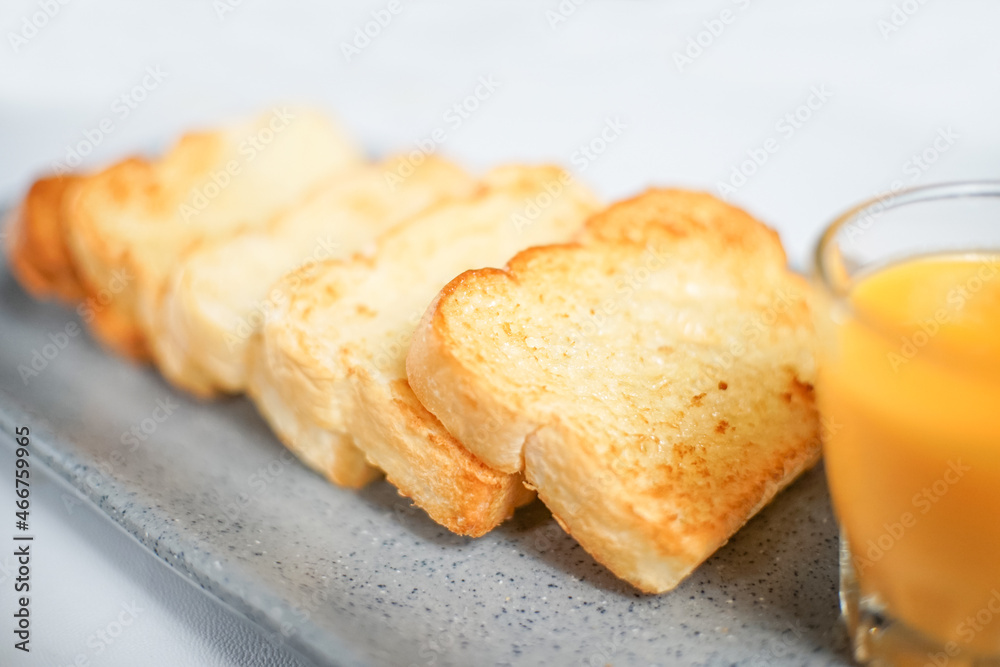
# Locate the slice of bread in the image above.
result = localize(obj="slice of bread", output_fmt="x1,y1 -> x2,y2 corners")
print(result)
248,165 -> 601,532
6,171 -> 149,358
61,108 -> 361,360
5,174 -> 87,304
155,156 -> 477,397
406,189 -> 820,591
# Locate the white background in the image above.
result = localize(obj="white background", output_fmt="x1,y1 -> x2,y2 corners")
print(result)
1,1 -> 998,665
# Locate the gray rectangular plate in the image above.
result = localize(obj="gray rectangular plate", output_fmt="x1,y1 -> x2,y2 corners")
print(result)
0,253 -> 851,666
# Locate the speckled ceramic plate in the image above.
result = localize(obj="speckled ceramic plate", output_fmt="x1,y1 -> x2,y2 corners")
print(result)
0,253 -> 851,666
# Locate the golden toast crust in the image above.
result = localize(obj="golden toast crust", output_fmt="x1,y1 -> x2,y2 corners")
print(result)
157,156 -> 477,397
407,189 -> 820,591
57,109 -> 361,365
251,165 -> 601,535
5,175 -> 86,304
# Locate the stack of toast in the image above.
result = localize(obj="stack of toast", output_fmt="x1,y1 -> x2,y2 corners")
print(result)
5,107 -> 819,593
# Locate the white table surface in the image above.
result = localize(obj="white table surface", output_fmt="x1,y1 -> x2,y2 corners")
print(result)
1,1 -> 998,665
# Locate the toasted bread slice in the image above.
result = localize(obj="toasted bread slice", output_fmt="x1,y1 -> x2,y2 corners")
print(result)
155,156 -> 477,396
406,190 -> 820,591
5,175 -> 87,303
249,166 -> 600,531
5,173 -> 147,358
62,108 -> 361,360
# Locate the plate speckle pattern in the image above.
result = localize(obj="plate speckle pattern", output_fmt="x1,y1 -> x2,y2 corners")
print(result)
0,260 -> 851,666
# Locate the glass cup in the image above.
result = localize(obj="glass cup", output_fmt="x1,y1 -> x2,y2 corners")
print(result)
812,182 -> 1000,666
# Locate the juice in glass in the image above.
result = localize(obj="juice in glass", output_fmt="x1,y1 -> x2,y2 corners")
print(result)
814,183 -> 1000,664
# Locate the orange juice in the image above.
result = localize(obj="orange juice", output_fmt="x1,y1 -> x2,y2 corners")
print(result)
818,253 -> 1000,653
